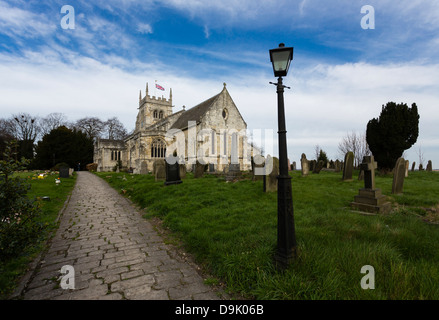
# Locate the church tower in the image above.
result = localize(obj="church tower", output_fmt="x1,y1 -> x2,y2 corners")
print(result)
135,82 -> 173,132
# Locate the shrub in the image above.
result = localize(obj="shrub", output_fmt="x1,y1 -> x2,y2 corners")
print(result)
0,142 -> 44,260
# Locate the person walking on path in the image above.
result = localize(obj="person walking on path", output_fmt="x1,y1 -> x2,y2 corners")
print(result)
20,171 -> 224,300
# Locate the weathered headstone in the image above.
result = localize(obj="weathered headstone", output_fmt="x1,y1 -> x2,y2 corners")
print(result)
225,163 -> 241,181
292,161 -> 296,171
426,160 -> 433,172
405,160 -> 409,177
59,167 -> 69,178
194,161 -> 207,178
313,160 -> 324,174
329,160 -> 335,169
358,169 -> 364,180
309,160 -> 316,172
419,163 -> 424,171
411,161 -> 416,172
334,160 -> 341,172
300,153 -> 309,176
165,160 -> 182,185
392,157 -> 406,194
351,155 -> 391,213
154,159 -> 166,181
252,155 -> 265,181
179,164 -> 187,179
342,152 -> 354,181
264,156 -> 279,192
139,161 -> 148,175
288,159 -> 292,171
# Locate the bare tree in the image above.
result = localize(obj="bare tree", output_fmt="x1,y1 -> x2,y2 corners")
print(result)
104,117 -> 128,140
416,144 -> 425,168
314,144 -> 321,161
40,113 -> 69,136
10,113 -> 40,142
8,113 -> 41,159
338,131 -> 370,167
74,117 -> 105,140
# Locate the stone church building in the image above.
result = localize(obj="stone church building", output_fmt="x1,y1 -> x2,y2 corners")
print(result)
94,82 -> 253,173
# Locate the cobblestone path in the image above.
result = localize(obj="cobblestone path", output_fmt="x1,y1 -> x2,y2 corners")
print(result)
21,171 -> 224,300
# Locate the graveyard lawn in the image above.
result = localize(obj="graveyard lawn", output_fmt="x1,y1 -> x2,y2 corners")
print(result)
96,170 -> 439,300
0,171 -> 76,299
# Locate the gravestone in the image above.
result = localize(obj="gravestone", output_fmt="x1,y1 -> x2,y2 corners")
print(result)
264,156 -> 279,192
292,161 -> 296,171
405,160 -> 409,177
194,161 -> 207,178
329,160 -> 335,169
358,169 -> 364,181
313,160 -> 324,174
288,159 -> 292,171
225,163 -> 241,181
139,161 -> 148,175
411,161 -> 416,172
342,152 -> 354,181
154,159 -> 166,181
300,153 -> 309,176
309,160 -> 316,172
252,155 -> 265,181
351,155 -> 391,213
165,160 -> 182,185
59,167 -> 69,178
179,164 -> 186,179
392,157 -> 406,194
334,160 -> 341,172
419,163 -> 424,171
426,160 -> 433,172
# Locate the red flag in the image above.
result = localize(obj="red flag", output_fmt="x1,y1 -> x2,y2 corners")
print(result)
155,83 -> 165,91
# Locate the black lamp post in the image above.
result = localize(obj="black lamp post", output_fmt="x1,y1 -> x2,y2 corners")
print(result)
269,43 -> 297,269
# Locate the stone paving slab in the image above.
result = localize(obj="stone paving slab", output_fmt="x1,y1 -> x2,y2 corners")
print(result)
20,171 -> 227,300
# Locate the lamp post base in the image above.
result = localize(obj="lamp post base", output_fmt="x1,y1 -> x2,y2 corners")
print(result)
274,249 -> 297,270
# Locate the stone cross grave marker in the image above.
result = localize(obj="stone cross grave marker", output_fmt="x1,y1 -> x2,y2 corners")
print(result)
392,157 -> 406,194
351,155 -> 391,214
360,155 -> 377,189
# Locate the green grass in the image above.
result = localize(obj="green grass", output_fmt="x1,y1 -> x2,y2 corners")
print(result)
100,170 -> 439,299
0,171 -> 76,299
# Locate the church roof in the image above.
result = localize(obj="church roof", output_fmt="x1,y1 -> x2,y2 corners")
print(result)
170,92 -> 221,130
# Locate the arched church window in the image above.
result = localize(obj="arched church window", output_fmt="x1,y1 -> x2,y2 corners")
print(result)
153,110 -> 158,119
159,111 -> 164,119
151,139 -> 166,158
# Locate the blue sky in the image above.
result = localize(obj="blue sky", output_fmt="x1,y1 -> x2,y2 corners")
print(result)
1,0 -> 438,168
